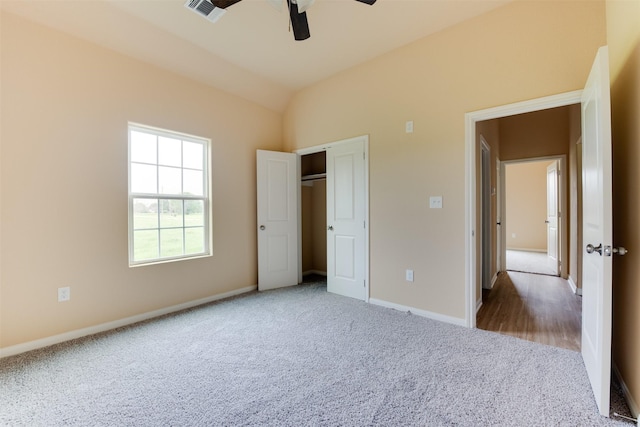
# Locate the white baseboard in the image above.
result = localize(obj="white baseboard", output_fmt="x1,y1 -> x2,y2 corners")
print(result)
481,273 -> 497,291
0,286 -> 257,359
490,273 -> 498,289
369,298 -> 466,327
613,363 -> 640,419
506,247 -> 547,253
476,299 -> 483,314
567,276 -> 578,294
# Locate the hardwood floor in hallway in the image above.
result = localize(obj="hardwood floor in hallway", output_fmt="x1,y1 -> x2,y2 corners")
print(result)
477,271 -> 582,351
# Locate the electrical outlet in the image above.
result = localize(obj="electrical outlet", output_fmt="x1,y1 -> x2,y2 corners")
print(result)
58,287 -> 70,302
406,269 -> 414,282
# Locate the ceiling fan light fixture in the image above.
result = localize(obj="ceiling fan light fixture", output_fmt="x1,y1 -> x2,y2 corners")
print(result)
294,0 -> 316,13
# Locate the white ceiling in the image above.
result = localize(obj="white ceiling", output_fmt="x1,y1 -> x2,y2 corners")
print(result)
1,0 -> 512,111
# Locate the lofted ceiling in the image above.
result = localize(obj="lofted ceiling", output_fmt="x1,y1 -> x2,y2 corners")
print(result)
1,0 -> 512,111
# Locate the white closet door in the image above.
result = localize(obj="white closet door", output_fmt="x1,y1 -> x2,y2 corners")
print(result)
326,137 -> 366,301
257,150 -> 298,291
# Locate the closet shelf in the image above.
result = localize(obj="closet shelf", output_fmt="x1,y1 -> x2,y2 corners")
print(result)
301,173 -> 327,182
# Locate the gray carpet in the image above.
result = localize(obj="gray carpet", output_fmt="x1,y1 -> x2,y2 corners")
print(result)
0,282 -> 633,426
506,249 -> 558,276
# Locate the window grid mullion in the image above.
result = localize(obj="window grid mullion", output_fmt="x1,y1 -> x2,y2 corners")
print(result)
131,193 -> 203,201
155,135 -> 160,195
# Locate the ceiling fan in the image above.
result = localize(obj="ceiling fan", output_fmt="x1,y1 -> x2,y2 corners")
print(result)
185,0 -> 377,41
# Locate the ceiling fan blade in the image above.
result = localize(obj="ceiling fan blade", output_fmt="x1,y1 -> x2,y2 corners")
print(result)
210,0 -> 243,8
287,0 -> 310,41
354,0 -> 377,4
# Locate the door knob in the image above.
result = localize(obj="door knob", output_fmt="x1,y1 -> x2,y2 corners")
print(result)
604,246 -> 628,256
586,243 -> 603,255
328,226 -> 334,231
612,247 -> 628,256
260,225 -> 266,230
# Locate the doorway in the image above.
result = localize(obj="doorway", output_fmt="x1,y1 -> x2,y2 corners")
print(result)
465,91 -> 583,328
300,150 -> 327,279
474,105 -> 578,348
257,137 -> 369,301
503,158 -> 564,277
296,135 -> 370,302
468,49 -> 618,417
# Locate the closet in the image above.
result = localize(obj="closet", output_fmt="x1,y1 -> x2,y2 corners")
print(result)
300,151 -> 327,278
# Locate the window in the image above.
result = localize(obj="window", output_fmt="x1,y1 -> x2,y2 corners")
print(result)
128,123 -> 210,266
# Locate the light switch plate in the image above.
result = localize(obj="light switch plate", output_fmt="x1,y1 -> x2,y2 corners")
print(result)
406,269 -> 414,282
58,287 -> 70,302
405,121 -> 414,133
429,196 -> 443,209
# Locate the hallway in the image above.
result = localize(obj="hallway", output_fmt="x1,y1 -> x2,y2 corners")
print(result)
506,249 -> 558,276
477,271 -> 581,351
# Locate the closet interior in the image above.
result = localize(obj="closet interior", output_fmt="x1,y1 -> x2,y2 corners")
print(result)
301,151 -> 327,279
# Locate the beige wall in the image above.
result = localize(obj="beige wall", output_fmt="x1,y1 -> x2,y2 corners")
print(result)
499,107 -> 571,161
505,161 -> 551,251
0,13 -> 282,348
607,0 -> 640,416
284,0 -> 606,319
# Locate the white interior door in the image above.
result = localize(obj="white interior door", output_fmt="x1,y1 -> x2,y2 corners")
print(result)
257,150 -> 298,291
581,46 -> 613,417
326,137 -> 366,301
546,160 -> 560,275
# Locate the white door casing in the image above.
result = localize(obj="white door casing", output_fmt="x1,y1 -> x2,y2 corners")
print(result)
466,91 -> 582,328
547,160 -> 560,275
326,137 -> 367,301
581,46 -> 613,418
257,150 -> 298,291
496,159 -> 502,273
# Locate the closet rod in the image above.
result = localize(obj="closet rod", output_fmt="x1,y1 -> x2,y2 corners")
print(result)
301,173 -> 327,182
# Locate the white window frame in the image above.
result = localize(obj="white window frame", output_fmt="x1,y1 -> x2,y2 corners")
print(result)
128,123 -> 212,266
